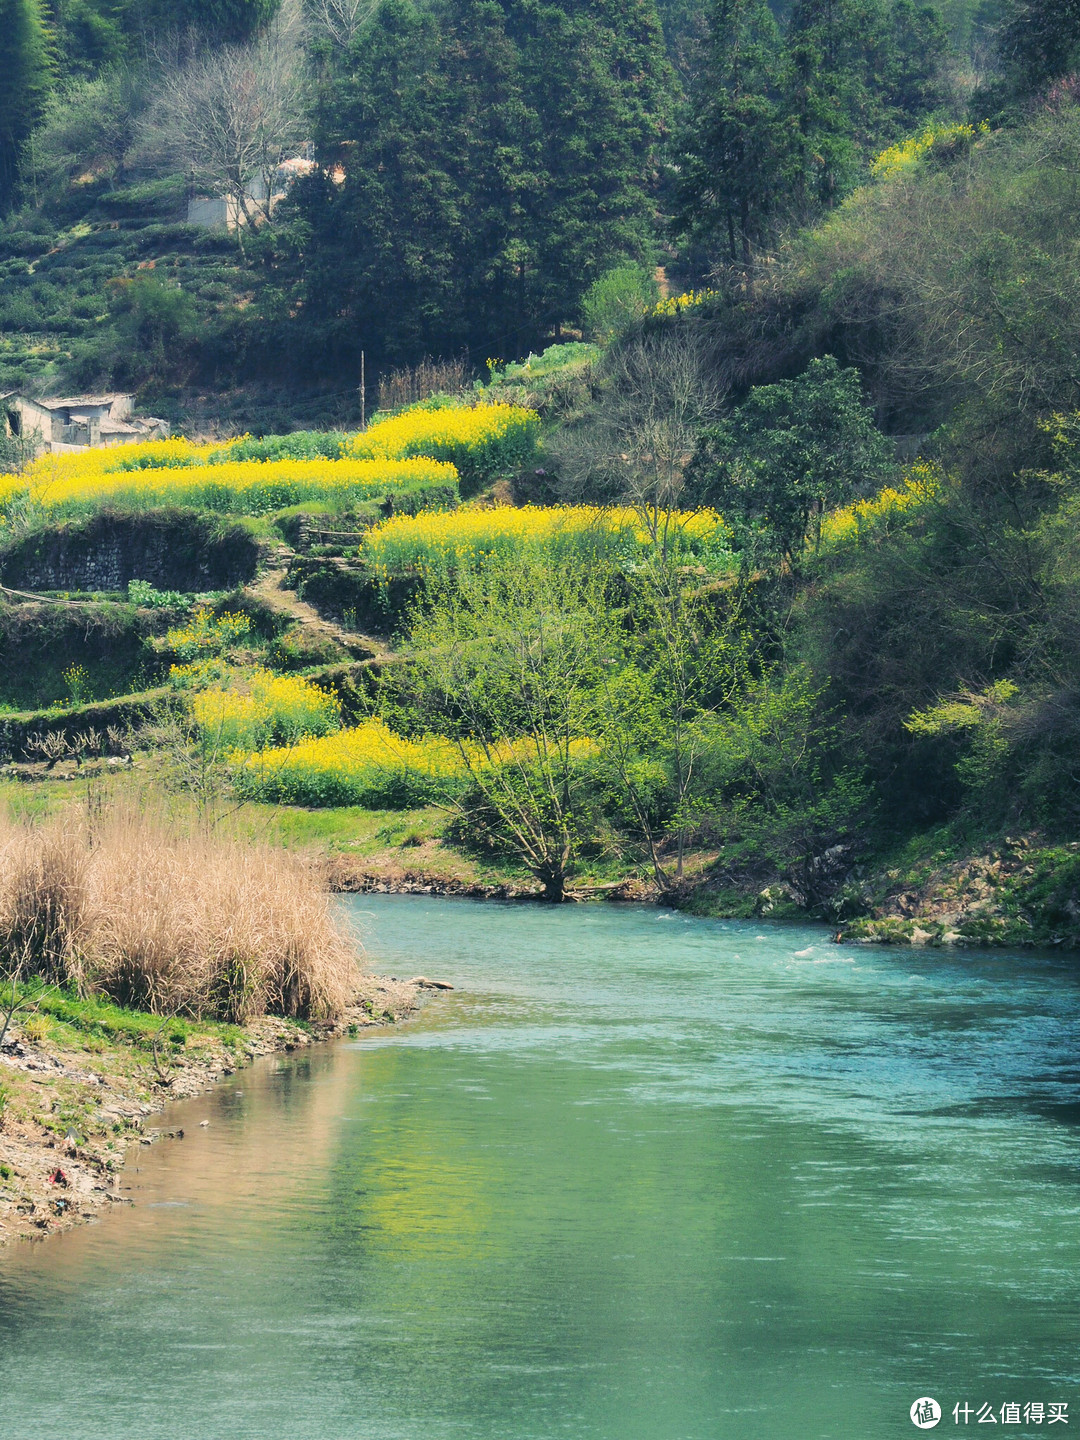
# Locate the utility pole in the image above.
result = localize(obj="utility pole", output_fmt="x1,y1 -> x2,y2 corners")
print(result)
359,351 -> 366,431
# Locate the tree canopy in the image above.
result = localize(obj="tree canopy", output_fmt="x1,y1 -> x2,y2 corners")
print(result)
295,0 -> 671,368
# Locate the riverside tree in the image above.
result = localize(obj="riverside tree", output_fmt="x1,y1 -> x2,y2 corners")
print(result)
401,554 -> 620,902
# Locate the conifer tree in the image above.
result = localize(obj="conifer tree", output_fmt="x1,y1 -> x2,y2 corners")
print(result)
299,0 -> 670,365
672,0 -> 787,264
0,0 -> 52,209
996,0 -> 1080,97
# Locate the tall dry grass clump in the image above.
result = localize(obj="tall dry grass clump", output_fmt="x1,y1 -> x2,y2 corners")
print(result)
0,811 -> 358,1022
0,821 -> 89,988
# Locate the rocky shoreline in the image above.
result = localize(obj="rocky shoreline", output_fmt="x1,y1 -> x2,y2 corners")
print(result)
0,973 -> 422,1248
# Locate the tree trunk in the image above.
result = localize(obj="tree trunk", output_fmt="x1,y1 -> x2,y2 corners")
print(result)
538,867 -> 566,902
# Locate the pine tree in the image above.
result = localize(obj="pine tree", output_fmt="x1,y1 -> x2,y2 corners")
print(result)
145,0 -> 280,42
512,0 -> 671,335
783,0 -> 867,214
782,0 -> 951,217
672,0 -> 787,264
298,0 -> 670,365
0,0 -> 52,209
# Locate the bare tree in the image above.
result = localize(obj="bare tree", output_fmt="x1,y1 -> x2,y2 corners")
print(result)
141,8 -> 308,240
552,331 -> 723,557
307,0 -> 377,48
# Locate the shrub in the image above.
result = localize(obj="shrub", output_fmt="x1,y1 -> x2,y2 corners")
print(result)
581,265 -> 659,344
218,431 -> 348,463
129,579 -> 190,609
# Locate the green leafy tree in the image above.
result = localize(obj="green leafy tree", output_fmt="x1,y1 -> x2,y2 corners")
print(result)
696,668 -> 871,910
514,0 -> 671,336
106,270 -> 199,387
689,355 -> 894,565
401,554 -> 620,901
995,0 -> 1080,98
302,0 -> 532,364
0,0 -> 52,209
599,553 -> 751,887
672,0 -> 788,263
49,0 -> 131,78
145,0 -> 280,41
784,0 -> 952,213
298,0 -> 670,367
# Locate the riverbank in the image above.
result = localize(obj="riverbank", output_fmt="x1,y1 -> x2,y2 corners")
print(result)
0,972 -> 421,1247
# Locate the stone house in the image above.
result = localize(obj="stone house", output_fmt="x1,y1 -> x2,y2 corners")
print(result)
1,393 -> 169,454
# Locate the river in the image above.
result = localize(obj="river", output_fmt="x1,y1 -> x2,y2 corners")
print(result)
1,896 -> 1079,1438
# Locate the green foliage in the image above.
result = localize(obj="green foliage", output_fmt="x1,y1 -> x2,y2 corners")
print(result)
220,431 -> 348,463
400,552 -> 621,899
128,578 -> 189,609
0,0 -> 52,209
672,0 -> 786,261
489,342 -> 598,384
581,265 -> 659,344
298,0 -> 671,367
105,270 -> 199,388
995,0 -> 1080,100
674,0 -> 954,258
143,0 -> 280,42
26,67 -> 142,195
694,668 -> 871,901
62,662 -> 93,705
49,0 -> 131,79
0,600 -> 171,711
164,605 -> 252,663
598,554 -> 753,886
690,356 -> 894,564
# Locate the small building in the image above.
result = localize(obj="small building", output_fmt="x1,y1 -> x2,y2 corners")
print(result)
2,393 -> 169,454
186,147 -> 317,231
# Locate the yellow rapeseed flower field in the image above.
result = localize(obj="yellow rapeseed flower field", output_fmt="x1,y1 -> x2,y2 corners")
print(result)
360,504 -> 730,577
194,670 -> 341,750
348,402 -> 539,488
821,463 -> 942,546
232,718 -> 471,807
232,717 -> 596,807
0,447 -> 457,520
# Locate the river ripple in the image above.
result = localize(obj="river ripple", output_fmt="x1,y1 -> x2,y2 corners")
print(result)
1,896 -> 1079,1439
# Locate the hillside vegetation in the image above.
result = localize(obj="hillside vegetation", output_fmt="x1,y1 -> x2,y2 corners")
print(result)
3,0 -> 1080,944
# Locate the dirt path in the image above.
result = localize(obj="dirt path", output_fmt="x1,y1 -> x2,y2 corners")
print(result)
248,561 -> 394,662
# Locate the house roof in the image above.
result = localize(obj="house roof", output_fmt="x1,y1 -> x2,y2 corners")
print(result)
34,394 -> 132,410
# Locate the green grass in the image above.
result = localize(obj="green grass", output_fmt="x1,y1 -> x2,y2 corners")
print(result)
7,979 -> 250,1053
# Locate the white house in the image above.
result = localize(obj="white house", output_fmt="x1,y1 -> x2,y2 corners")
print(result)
186,147 -> 317,231
2,393 -> 169,454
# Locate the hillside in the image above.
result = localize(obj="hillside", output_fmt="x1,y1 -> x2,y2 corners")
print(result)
1,0 -> 1080,947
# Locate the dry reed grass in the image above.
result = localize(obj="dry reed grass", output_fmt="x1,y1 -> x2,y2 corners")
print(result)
0,810 -> 359,1022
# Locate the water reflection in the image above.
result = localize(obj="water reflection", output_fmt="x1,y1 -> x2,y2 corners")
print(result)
0,898 -> 1078,1439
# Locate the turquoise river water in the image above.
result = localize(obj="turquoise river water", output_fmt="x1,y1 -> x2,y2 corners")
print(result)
1,896 -> 1080,1438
